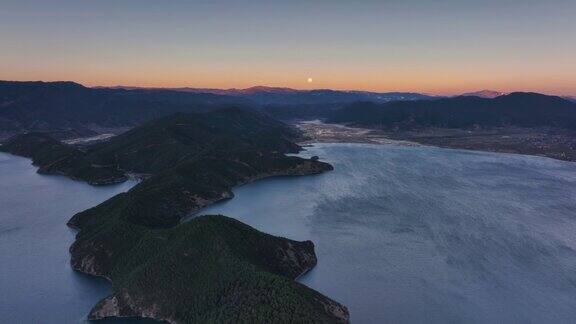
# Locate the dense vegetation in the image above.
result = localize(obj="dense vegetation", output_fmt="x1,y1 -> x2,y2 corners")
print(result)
82,108 -> 303,175
329,92 -> 576,130
1,108 -> 346,323
0,132 -> 127,185
1,108 -> 306,185
80,215 -> 348,323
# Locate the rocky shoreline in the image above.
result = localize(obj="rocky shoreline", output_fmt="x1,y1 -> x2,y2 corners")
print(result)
69,213 -> 349,323
82,233 -> 324,324
65,158 -> 346,323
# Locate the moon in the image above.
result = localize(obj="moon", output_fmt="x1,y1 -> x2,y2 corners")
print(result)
307,77 -> 313,83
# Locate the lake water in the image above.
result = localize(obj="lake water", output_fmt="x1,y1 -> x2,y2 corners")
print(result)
3,144 -> 576,323
0,152 -> 139,323
200,143 -> 576,323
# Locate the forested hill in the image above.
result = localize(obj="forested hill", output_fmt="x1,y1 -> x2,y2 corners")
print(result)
1,107 -> 330,227
0,107 -> 347,323
328,92 -> 576,129
1,107 -> 303,185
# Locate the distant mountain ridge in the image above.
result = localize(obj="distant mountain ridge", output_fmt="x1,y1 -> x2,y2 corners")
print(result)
0,80 -> 251,139
329,92 -> 576,130
102,85 -> 437,105
2,81 -> 572,136
0,81 -> 437,137
100,85 -> 437,120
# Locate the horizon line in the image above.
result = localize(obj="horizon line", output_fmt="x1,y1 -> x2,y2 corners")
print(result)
4,79 -> 574,98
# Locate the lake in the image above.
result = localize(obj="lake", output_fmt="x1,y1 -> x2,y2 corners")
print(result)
3,143 -> 576,323
0,152 -> 139,323
200,143 -> 576,323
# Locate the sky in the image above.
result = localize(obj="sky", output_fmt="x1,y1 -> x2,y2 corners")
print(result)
1,0 -> 575,95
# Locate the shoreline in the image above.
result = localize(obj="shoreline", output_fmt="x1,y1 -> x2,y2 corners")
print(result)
0,112 -> 350,324
295,120 -> 576,163
295,120 -> 421,147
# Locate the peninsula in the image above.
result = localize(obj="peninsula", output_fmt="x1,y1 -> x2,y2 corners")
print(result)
0,108 -> 348,323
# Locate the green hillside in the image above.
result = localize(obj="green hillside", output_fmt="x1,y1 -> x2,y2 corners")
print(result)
1,108 -> 347,323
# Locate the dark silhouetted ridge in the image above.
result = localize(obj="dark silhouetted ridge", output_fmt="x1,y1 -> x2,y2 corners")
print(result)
329,92 -> 576,129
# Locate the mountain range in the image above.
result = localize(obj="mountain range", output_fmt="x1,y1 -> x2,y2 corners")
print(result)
0,81 -> 254,139
0,81 -> 438,138
103,85 -> 436,105
2,80 -> 574,139
329,92 -> 576,130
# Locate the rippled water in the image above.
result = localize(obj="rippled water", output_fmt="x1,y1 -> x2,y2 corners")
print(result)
200,143 -> 576,323
3,144 -> 576,323
0,153 -> 139,323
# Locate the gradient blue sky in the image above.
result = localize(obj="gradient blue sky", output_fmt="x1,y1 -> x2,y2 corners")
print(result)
1,0 -> 575,94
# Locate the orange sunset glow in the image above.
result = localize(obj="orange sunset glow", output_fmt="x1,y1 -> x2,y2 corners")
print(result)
1,0 -> 575,95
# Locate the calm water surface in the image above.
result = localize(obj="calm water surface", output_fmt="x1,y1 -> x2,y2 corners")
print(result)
0,152 -> 140,323
4,143 -> 576,323
201,143 -> 576,324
